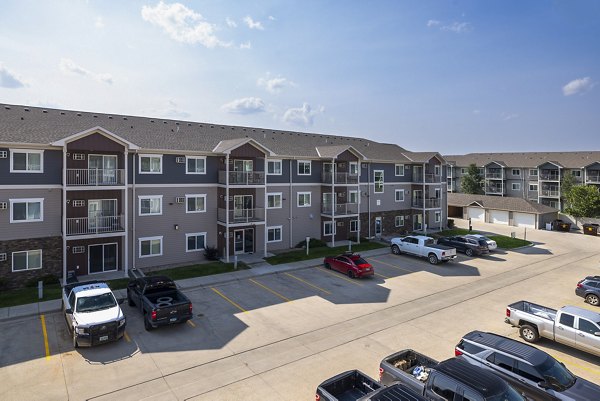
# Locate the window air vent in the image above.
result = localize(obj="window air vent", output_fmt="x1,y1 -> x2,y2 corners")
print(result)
175,197 -> 185,204
0,151 -> 7,158
0,202 -> 7,210
175,156 -> 186,164
72,246 -> 85,254
72,200 -> 85,207
0,253 -> 6,262
73,153 -> 85,160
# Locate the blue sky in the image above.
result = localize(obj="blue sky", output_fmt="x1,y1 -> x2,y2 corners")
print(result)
1,1 -> 599,154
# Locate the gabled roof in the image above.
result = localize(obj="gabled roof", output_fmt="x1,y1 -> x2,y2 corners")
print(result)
485,160 -> 507,168
50,126 -> 140,149
403,151 -> 446,164
315,145 -> 366,160
445,151 -> 600,169
212,137 -> 275,156
538,160 -> 564,168
448,193 -> 558,214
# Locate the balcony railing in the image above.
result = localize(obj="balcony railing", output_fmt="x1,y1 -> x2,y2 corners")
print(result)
217,208 -> 265,223
413,174 -> 442,183
321,172 -> 359,185
411,198 -> 441,209
539,172 -> 560,181
321,203 -> 359,216
66,215 -> 125,236
485,186 -> 505,194
540,189 -> 560,197
66,169 -> 125,186
218,171 -> 265,185
485,172 -> 503,179
587,175 -> 600,183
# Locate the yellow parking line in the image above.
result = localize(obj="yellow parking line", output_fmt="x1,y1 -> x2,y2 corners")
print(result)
40,314 -> 50,360
375,272 -> 389,279
211,287 -> 247,313
250,279 -> 292,302
186,320 -> 196,328
284,273 -> 332,295
555,356 -> 600,376
124,331 -> 131,342
316,266 -> 363,286
370,257 -> 416,273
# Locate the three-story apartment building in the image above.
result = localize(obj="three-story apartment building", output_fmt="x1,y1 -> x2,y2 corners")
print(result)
0,104 -> 447,288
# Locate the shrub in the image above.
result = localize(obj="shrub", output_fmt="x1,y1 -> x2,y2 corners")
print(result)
295,238 -> 327,249
447,219 -> 455,228
204,246 -> 220,261
25,274 -> 59,287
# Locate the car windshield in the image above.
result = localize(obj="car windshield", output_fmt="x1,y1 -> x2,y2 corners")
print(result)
488,385 -> 526,401
353,257 -> 369,265
76,293 -> 117,313
537,356 -> 576,390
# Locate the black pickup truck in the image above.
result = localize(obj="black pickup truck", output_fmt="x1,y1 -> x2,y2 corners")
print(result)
126,276 -> 193,331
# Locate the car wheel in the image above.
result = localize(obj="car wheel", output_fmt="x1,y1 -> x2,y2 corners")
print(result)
586,294 -> 600,306
520,325 -> 540,343
391,245 -> 401,255
465,248 -> 474,257
325,262 -> 331,270
347,270 -> 355,279
144,314 -> 153,331
428,254 -> 439,265
72,331 -> 79,348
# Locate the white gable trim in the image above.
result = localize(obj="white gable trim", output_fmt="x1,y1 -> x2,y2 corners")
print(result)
50,126 -> 140,149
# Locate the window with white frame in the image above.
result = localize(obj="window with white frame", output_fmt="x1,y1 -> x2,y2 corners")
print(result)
267,226 -> 282,242
434,165 -> 441,176
267,160 -> 282,175
186,156 -> 206,174
297,160 -> 311,175
395,216 -> 404,227
297,192 -> 311,207
374,170 -> 384,193
186,232 -> 206,252
348,190 -> 359,204
529,169 -> 538,176
323,221 -> 335,236
435,211 -> 441,223
349,162 -> 359,176
395,189 -> 404,202
139,154 -> 162,174
139,236 -> 162,257
10,199 -> 43,223
395,164 -> 404,176
461,168 -> 468,175
10,149 -> 43,173
12,249 -> 42,271
572,170 -> 582,177
350,220 -> 359,232
529,183 -> 538,191
267,193 -> 282,208
139,195 -> 162,215
512,182 -> 521,191
512,169 -> 521,176
186,194 -> 206,213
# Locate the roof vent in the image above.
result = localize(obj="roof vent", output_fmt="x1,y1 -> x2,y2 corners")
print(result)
4,106 -> 10,110
187,123 -> 191,126
124,117 -> 128,120
108,116 -> 113,119
175,122 -> 179,125
150,120 -> 155,123
210,125 -> 214,128
93,115 -> 97,118
163,121 -> 166,124
221,126 -> 224,129
131,126 -> 133,129
42,110 -> 48,113
77,113 -> 82,116
60,112 -> 65,115
24,108 -> 30,112
20,117 -> 24,120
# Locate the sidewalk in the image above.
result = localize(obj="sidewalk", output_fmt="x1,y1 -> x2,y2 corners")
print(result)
0,247 -> 391,322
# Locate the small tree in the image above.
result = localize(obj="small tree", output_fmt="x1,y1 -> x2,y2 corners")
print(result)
564,185 -> 600,224
461,164 -> 484,194
561,172 -> 577,209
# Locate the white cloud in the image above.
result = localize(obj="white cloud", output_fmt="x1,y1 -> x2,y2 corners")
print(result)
163,100 -> 191,118
225,17 -> 237,28
283,103 -> 324,127
501,112 -> 519,121
244,16 -> 264,30
221,97 -> 266,114
59,58 -> 113,84
426,19 -> 440,27
268,15 -> 275,21
562,77 -> 594,96
0,63 -> 27,88
239,41 -> 252,50
257,74 -> 294,93
95,16 -> 105,29
141,1 -> 231,48
442,22 -> 471,33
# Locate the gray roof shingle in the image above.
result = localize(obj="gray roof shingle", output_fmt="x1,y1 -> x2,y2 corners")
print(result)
448,193 -> 559,214
445,151 -> 600,169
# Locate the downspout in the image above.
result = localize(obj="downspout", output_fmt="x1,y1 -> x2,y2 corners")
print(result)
62,147 -> 67,285
132,150 -> 137,270
441,163 -> 444,230
263,158 -> 267,258
422,163 -> 426,234
331,157 -> 335,247
357,159 -> 361,244
123,149 -> 128,278
368,163 -> 371,238
558,167 -> 562,211
289,159 -> 294,248
225,153 -> 230,262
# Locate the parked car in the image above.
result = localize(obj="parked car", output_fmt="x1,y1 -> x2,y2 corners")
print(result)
316,369 -> 426,401
379,349 -> 525,400
456,330 -> 600,400
575,276 -> 600,306
466,234 -> 498,251
127,275 -> 193,331
505,300 -> 600,357
323,252 -> 374,278
437,235 -> 489,257
62,280 -> 126,348
390,235 -> 457,265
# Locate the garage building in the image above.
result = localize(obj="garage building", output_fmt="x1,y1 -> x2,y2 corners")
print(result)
447,193 -> 558,229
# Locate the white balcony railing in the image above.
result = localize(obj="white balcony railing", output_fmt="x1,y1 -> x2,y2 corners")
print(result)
413,174 -> 442,183
587,175 -> 600,183
485,172 -> 503,179
217,208 -> 265,223
321,172 -> 359,184
540,189 -> 560,197
218,171 -> 265,185
66,169 -> 125,186
485,186 -> 505,194
412,198 -> 441,209
321,203 -> 359,216
66,215 -> 125,236
539,172 -> 560,181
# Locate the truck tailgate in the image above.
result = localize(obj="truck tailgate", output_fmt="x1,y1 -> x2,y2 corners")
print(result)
317,370 -> 382,401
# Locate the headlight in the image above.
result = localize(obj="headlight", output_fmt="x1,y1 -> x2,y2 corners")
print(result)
76,326 -> 89,335
118,318 -> 126,327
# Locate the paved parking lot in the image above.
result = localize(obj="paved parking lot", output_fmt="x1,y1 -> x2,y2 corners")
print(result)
1,221 -> 600,400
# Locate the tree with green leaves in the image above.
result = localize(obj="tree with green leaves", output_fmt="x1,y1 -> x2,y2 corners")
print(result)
561,172 -> 577,209
564,185 -> 600,224
461,163 -> 484,194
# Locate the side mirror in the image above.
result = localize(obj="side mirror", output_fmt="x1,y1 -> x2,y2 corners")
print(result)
538,381 -> 551,390
65,308 -> 73,314
594,332 -> 600,336
117,298 -> 125,305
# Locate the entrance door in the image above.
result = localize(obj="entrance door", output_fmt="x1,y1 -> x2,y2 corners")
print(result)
88,243 -> 118,273
89,155 -> 117,185
88,199 -> 117,233
233,229 -> 254,254
322,192 -> 333,214
375,217 -> 382,237
233,195 -> 253,221
413,214 -> 423,230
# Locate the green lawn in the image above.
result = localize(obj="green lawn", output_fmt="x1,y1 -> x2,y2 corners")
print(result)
436,229 -> 531,249
265,241 -> 387,265
147,261 -> 247,281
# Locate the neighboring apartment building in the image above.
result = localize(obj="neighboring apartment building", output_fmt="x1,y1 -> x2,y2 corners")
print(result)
0,104 -> 447,288
445,152 -> 600,210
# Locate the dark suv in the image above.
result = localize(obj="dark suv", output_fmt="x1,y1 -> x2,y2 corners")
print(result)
437,236 -> 489,257
576,276 -> 600,306
455,331 -> 600,401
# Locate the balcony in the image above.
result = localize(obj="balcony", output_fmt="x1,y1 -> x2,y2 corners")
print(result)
540,189 -> 560,197
485,186 -> 505,195
321,203 -> 359,216
587,175 -> 600,184
411,198 -> 441,209
321,172 -> 359,185
539,172 -> 560,181
217,208 -> 265,224
66,215 -> 125,236
218,171 -> 265,185
66,169 -> 125,186
413,174 -> 442,183
485,172 -> 503,179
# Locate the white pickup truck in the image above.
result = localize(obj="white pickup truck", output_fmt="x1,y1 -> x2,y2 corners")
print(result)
506,300 -> 600,357
390,235 -> 457,265
62,281 -> 126,348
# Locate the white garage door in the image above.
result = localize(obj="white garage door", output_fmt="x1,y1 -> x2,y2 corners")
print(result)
490,210 -> 509,225
514,212 -> 536,229
467,207 -> 485,221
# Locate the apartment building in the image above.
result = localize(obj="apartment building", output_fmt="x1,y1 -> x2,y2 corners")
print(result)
0,104 -> 447,288
445,152 -> 600,210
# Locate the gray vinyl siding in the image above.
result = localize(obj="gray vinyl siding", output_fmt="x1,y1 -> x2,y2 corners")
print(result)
266,159 -> 291,184
289,185 -> 321,245
128,154 -> 220,184
0,188 -> 62,240
265,185 -> 291,250
0,148 -> 62,185
291,159 -> 322,184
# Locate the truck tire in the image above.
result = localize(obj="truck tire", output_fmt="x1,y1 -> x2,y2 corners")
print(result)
144,314 -> 153,331
347,270 -> 355,279
520,325 -> 540,343
465,248 -> 474,257
73,331 -> 79,348
391,245 -> 401,255
325,262 -> 331,269
127,290 -> 135,307
586,294 -> 600,306
428,254 -> 439,265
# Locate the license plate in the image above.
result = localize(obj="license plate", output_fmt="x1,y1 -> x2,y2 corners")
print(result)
99,335 -> 108,341
170,317 -> 177,323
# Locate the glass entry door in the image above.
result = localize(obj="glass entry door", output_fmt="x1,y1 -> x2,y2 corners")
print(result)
89,243 -> 118,273
233,195 -> 253,220
233,229 -> 254,254
375,217 -> 382,237
89,155 -> 117,185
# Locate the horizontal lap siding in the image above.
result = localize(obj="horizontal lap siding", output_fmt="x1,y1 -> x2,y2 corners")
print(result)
0,188 -> 62,241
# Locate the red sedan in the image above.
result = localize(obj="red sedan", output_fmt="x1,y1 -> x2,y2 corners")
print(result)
323,252 -> 374,278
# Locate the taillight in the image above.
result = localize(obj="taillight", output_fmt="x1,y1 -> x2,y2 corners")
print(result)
577,283 -> 583,288
151,310 -> 157,320
379,367 -> 384,380
189,303 -> 193,314
506,308 -> 511,317
315,394 -> 320,401
455,348 -> 463,356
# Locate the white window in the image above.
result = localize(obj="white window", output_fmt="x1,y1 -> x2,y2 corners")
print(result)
10,198 -> 43,223
267,226 -> 282,242
348,190 -> 359,204
395,216 -> 404,227
349,162 -> 359,176
374,170 -> 384,193
186,232 -> 206,252
323,221 -> 335,236
512,183 -> 521,191
435,211 -> 441,223
267,160 -> 282,175
139,236 -> 162,257
434,165 -> 441,176
512,169 -> 521,176
529,169 -> 538,176
350,220 -> 359,232
461,168 -> 468,175
549,200 -> 559,208
395,164 -> 404,176
72,200 -> 85,207
395,189 -> 404,202
186,156 -> 206,174
297,192 -> 311,207
478,168 -> 484,176
297,160 -> 311,175
10,149 -> 43,173
529,183 -> 538,191
139,154 -> 162,174
186,194 -> 206,213
572,170 -> 582,177
267,193 -> 282,209
139,195 -> 162,216
12,249 -> 42,272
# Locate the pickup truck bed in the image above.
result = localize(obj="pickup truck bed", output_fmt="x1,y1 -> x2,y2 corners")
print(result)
508,300 -> 557,321
379,349 -> 438,392
318,370 -> 382,401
